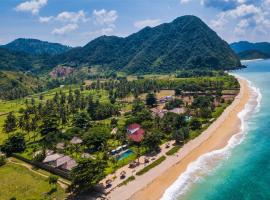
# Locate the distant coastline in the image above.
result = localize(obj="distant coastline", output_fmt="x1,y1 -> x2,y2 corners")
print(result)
241,58 -> 264,62
108,77 -> 252,200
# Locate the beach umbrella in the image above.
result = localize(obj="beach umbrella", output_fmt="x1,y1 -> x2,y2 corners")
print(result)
120,171 -> 126,176
120,170 -> 126,179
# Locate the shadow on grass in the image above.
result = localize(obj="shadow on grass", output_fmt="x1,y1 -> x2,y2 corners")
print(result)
47,187 -> 57,195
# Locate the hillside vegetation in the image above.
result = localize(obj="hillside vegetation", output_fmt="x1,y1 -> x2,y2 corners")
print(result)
0,71 -> 43,100
238,50 -> 270,60
2,38 -> 71,55
231,41 -> 270,60
0,15 -> 241,75
57,15 -> 241,74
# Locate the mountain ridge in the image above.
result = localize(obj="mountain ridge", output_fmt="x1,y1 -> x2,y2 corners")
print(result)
55,15 -> 241,74
230,41 -> 270,54
230,41 -> 270,60
0,15 -> 241,74
2,38 -> 71,56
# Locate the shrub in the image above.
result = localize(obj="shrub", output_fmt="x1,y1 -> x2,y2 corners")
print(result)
0,155 -> 6,166
136,156 -> 166,176
166,145 -> 181,156
33,151 -> 46,162
118,176 -> 135,187
48,175 -> 59,187
2,133 -> 26,155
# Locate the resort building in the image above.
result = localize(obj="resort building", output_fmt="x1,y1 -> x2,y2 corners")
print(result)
169,107 -> 186,115
43,153 -> 77,171
56,142 -> 65,150
126,123 -> 145,142
159,95 -> 173,103
150,108 -> 166,118
151,107 -> 186,118
70,136 -> 83,145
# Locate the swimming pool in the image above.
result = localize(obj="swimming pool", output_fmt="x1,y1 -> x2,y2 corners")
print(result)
117,149 -> 134,161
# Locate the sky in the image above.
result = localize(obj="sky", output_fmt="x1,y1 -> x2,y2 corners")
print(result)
0,0 -> 270,46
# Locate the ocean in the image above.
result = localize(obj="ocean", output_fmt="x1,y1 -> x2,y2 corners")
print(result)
161,59 -> 270,200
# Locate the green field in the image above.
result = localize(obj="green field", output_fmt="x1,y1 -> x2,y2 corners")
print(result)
0,162 -> 66,200
0,85 -> 110,144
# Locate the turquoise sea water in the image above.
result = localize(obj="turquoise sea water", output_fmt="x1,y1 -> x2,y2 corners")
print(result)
161,59 -> 270,200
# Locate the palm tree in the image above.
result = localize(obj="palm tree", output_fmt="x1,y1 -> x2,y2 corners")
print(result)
48,175 -> 58,189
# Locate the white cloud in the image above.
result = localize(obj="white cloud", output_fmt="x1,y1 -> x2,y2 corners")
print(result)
210,13 -> 228,30
15,0 -> 47,15
234,19 -> 249,34
56,10 -> 88,23
210,1 -> 270,40
39,16 -> 53,23
134,19 -> 161,29
39,8 -> 119,37
180,0 -> 192,4
52,24 -> 78,35
226,4 -> 260,18
93,9 -> 118,26
40,10 -> 88,24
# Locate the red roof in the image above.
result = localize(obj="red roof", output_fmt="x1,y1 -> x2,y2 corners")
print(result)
128,128 -> 145,142
127,123 -> 141,131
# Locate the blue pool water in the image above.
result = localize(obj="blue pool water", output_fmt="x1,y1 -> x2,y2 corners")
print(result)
117,149 -> 134,161
161,59 -> 270,200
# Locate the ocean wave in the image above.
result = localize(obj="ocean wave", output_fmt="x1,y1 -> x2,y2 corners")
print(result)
160,77 -> 262,200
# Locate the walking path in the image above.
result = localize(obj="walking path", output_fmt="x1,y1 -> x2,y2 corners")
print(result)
8,157 -> 70,189
100,140 -> 176,194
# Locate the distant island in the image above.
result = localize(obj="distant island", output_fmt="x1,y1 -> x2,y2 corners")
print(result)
231,41 -> 270,60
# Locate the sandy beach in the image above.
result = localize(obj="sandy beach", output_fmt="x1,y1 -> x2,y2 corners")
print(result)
109,77 -> 251,200
241,58 -> 264,62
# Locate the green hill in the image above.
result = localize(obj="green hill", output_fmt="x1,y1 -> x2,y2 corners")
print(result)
3,38 -> 71,55
230,41 -> 270,54
238,50 -> 270,60
0,71 -> 43,100
0,47 -> 56,73
0,48 -> 37,71
56,15 -> 241,74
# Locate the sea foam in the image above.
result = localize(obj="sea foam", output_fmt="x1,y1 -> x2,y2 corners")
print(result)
160,77 -> 262,200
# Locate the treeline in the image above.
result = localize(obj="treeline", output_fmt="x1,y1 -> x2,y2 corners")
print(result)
87,75 -> 239,100
176,70 -> 225,78
3,88 -> 119,145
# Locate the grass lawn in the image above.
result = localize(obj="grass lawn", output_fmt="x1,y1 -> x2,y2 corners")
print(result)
125,89 -> 175,103
0,162 -> 67,200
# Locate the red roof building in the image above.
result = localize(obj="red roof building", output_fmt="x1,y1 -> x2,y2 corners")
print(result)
127,123 -> 145,142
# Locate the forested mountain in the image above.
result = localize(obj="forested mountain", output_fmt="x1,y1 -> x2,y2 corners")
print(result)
238,50 -> 270,60
2,38 -> 71,55
56,15 -> 241,74
0,47 -> 37,71
0,47 -> 53,72
0,16 -> 241,75
0,71 -> 43,100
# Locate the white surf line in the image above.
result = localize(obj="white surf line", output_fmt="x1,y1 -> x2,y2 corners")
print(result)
160,76 -> 262,200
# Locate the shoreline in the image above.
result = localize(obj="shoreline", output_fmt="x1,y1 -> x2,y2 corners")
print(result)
241,58 -> 264,62
109,77 -> 252,200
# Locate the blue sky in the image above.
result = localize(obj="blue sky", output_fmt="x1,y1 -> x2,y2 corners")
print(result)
0,0 -> 269,46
